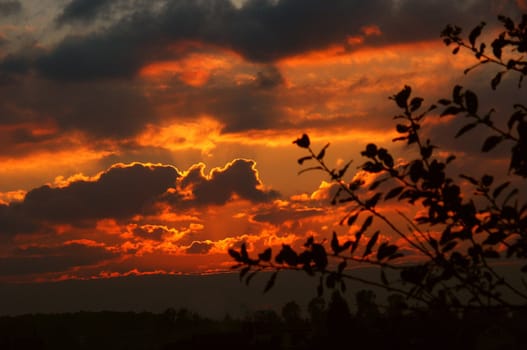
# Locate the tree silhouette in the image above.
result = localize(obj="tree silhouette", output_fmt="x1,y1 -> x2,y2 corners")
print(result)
230,13 -> 527,315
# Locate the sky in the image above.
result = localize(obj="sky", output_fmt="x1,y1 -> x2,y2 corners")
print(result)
0,0 -> 525,285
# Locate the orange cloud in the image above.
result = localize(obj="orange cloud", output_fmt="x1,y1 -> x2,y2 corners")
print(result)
140,53 -> 233,86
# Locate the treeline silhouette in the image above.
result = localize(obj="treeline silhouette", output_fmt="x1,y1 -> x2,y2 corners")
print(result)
2,290 -> 527,349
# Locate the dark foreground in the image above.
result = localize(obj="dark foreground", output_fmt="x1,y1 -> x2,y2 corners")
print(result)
2,292 -> 527,350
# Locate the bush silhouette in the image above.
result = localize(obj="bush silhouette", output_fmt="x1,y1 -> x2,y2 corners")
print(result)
230,13 -> 527,314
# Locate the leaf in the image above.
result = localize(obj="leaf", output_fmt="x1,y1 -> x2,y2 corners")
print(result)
410,97 -> 423,112
331,232 -> 340,254
241,243 -> 249,261
263,272 -> 277,293
298,166 -> 324,175
316,143 -> 330,160
347,213 -> 359,226
228,248 -> 242,262
336,160 -> 353,178
453,85 -> 463,104
465,90 -> 478,114
338,260 -> 347,274
455,122 -> 478,138
396,124 -> 409,133
491,71 -> 504,90
492,181 -> 510,199
481,135 -> 503,152
297,156 -> 313,165
438,98 -> 451,105
385,186 -> 404,200
469,22 -> 485,47
441,106 -> 463,117
460,174 -> 478,185
358,215 -> 374,235
240,266 -> 250,280
394,85 -> 411,108
377,243 -> 398,261
258,248 -> 272,262
363,230 -> 380,257
245,271 -> 258,285
442,241 -> 457,253
365,193 -> 382,208
293,134 -> 310,148
380,269 -> 388,285
452,46 -> 460,54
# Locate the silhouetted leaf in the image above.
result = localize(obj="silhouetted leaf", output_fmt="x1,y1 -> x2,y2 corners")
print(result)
377,243 -> 398,261
336,160 -> 353,178
298,166 -> 324,175
358,216 -> 374,235
228,249 -> 242,262
481,174 -> 493,187
316,143 -> 330,160
396,124 -> 409,133
452,46 -> 460,54
481,135 -> 503,152
331,232 -> 340,255
312,244 -> 328,270
293,134 -> 310,148
460,174 -> 478,185
492,181 -> 510,198
241,243 -> 249,261
297,156 -> 313,165
442,241 -> 457,253
394,85 -> 411,108
453,85 -> 463,104
245,271 -> 258,285
469,22 -> 485,47
465,90 -> 478,114
347,213 -> 359,226
380,269 -> 388,285
410,97 -> 424,112
385,186 -> 404,200
491,71 -> 504,90
441,106 -> 463,117
264,272 -> 277,293
365,193 -> 382,208
240,266 -> 250,280
363,230 -> 380,257
338,260 -> 347,274
258,248 -> 272,262
455,122 -> 477,138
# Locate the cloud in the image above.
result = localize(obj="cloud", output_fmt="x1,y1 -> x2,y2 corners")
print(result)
185,241 -> 214,254
3,0 -> 518,81
177,159 -> 279,206
0,1 -> 21,17
55,0 -> 112,25
0,163 -> 179,236
0,243 -> 118,276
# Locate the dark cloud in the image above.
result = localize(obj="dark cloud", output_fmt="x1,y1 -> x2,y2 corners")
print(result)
0,78 -> 155,138
3,0 -> 515,81
0,243 -> 117,276
177,159 -> 279,206
132,225 -> 168,241
56,0 -> 112,25
0,0 -> 21,17
252,207 -> 324,225
0,163 -> 178,236
185,241 -> 213,254
254,65 -> 285,89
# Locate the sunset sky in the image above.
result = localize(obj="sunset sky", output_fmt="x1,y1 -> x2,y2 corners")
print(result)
0,0 -> 525,286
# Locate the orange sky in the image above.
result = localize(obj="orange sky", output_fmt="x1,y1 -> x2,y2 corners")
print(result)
0,0 -> 524,283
